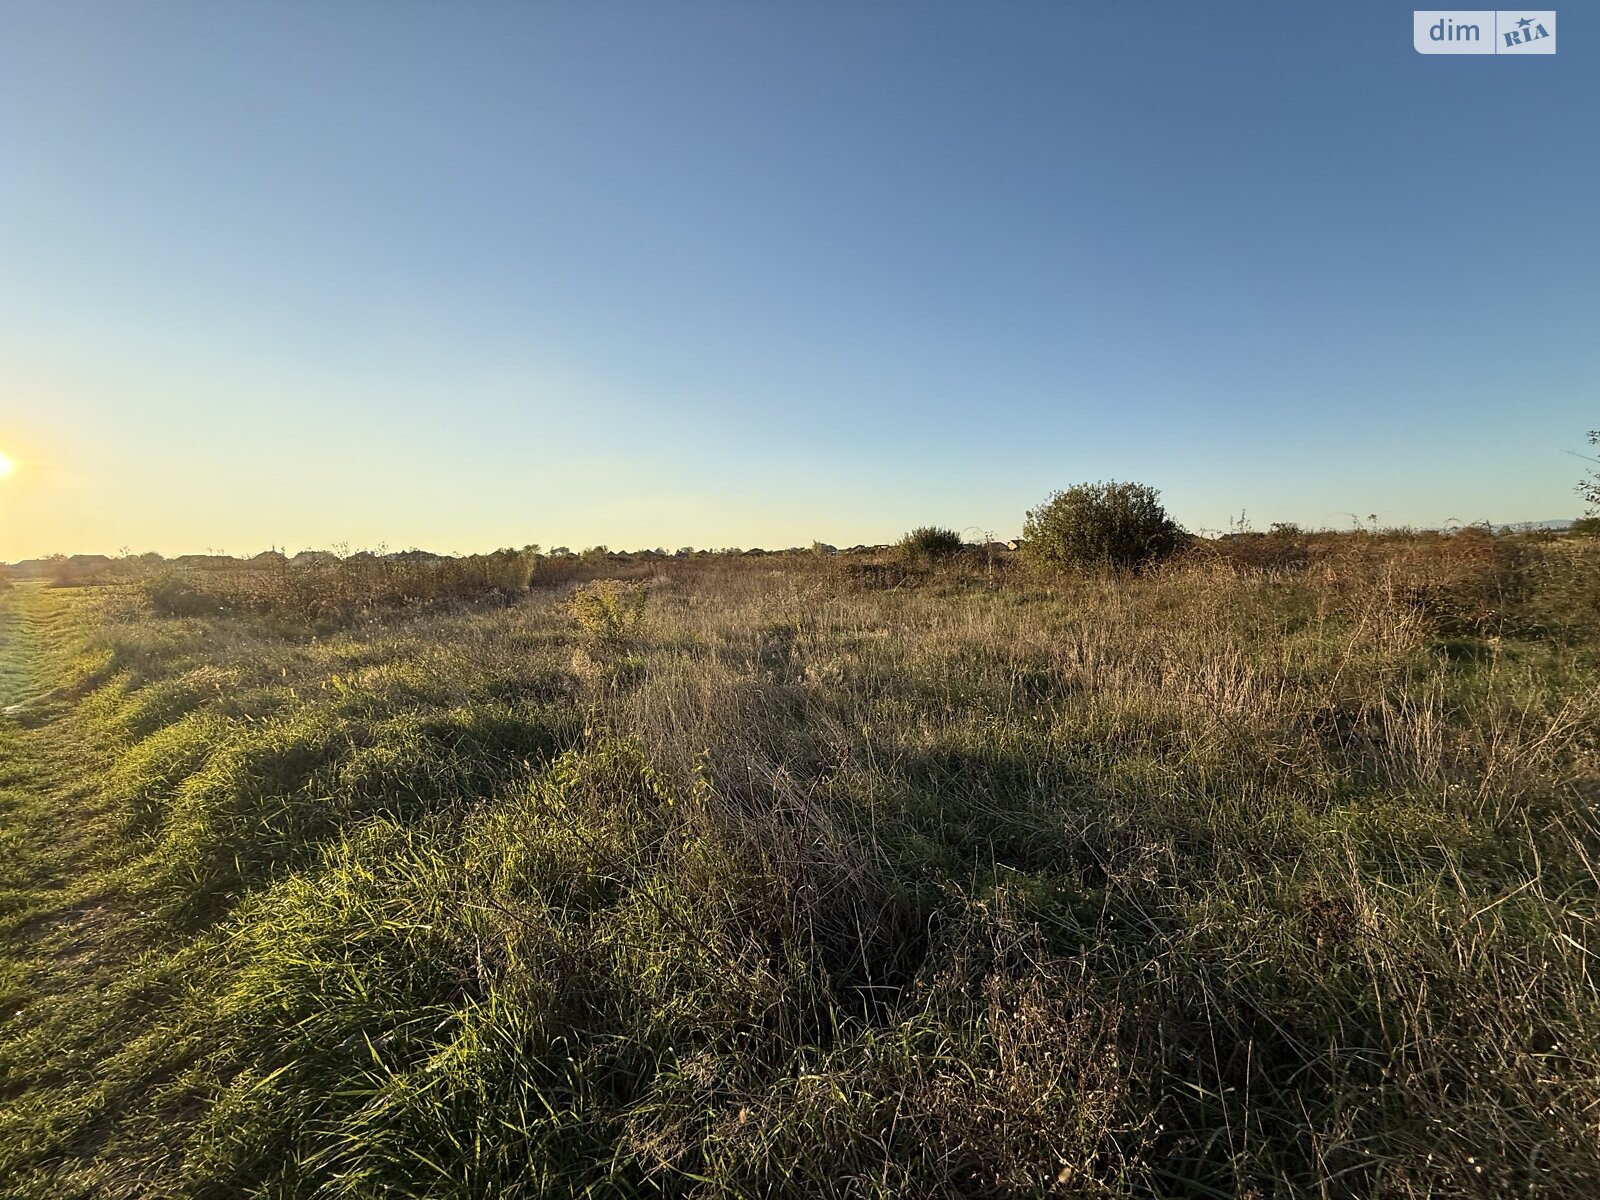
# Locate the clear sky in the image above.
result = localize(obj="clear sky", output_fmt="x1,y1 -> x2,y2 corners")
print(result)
2,2 -> 1595,558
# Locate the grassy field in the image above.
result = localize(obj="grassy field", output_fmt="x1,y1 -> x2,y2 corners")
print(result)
2,537 -> 1599,1197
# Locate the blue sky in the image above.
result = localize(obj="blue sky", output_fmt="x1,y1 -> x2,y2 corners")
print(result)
1,2 -> 1595,557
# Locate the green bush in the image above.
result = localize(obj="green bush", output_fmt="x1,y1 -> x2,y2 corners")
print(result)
569,580 -> 649,649
896,526 -> 963,563
1022,480 -> 1183,571
1570,516 -> 1600,538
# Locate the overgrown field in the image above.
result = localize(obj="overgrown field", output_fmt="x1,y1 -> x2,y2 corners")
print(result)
2,538 -> 1599,1197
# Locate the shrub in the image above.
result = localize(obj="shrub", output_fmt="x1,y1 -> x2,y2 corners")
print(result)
896,526 -> 963,563
43,554 -> 74,587
475,547 -> 536,592
1570,516 -> 1600,538
569,580 -> 649,649
1207,521 -> 1313,573
842,560 -> 931,591
139,552 -> 534,623
144,570 -> 225,616
1022,480 -> 1183,571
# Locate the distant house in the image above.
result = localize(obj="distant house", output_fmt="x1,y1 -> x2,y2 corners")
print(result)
171,554 -> 237,569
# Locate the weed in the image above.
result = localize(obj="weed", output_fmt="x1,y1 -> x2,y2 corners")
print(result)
569,580 -> 650,650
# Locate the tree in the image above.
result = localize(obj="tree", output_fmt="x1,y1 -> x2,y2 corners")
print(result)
1578,430 -> 1600,513
1023,481 -> 1183,571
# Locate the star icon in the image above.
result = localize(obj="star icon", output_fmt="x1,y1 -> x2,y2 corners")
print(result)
1517,16 -> 1534,28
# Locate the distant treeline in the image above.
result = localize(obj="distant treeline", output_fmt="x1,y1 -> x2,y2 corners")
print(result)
7,516 -> 1595,585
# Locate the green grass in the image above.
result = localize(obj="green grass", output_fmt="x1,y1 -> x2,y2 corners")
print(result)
2,545 -> 1599,1197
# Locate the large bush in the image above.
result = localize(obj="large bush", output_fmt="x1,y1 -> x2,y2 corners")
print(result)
1023,480 -> 1183,571
896,526 -> 963,563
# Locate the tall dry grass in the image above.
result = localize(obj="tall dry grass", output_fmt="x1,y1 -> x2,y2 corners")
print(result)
2,534 -> 1598,1196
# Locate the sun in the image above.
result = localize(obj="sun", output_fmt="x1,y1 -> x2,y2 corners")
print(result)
0,452 -> 13,479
